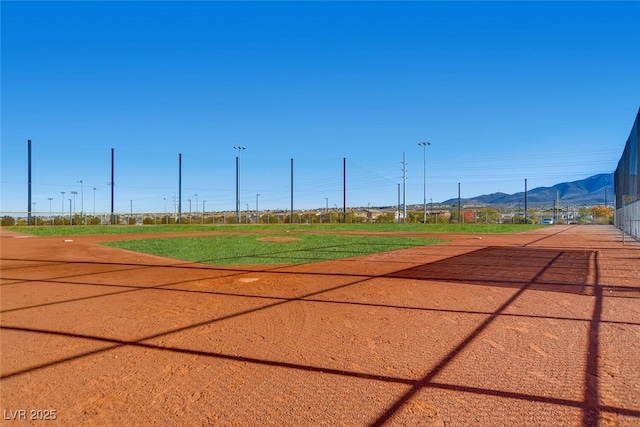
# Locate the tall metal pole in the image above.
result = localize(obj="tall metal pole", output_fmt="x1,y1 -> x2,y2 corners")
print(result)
524,178 -> 528,224
236,156 -> 239,223
419,142 -> 430,223
71,191 -> 77,214
458,183 -> 461,223
78,180 -> 84,218
343,157 -> 346,223
256,194 -> 260,223
402,152 -> 407,223
234,146 -> 245,223
110,148 -> 115,225
28,140 -> 32,226
178,153 -> 182,224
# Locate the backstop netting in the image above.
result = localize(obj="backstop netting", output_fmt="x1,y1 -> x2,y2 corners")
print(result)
614,108 -> 640,240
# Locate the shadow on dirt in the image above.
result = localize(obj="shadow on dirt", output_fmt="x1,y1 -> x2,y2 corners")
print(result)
2,243 -> 639,426
386,246 -> 596,296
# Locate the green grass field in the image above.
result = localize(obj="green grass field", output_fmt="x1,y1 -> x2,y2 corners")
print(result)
102,233 -> 446,266
4,223 -> 543,237
4,223 -> 543,266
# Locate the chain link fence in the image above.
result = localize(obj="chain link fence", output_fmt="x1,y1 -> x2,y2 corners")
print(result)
616,195 -> 640,242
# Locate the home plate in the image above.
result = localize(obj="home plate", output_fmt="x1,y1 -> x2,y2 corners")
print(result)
239,278 -> 259,283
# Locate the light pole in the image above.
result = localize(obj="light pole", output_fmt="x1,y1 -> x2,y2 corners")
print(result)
188,199 -> 192,218
93,188 -> 97,217
71,191 -> 78,215
402,152 -> 407,223
78,180 -> 84,217
47,198 -> 53,222
256,194 -> 260,224
163,197 -> 167,224
202,200 -> 206,224
61,192 -> 65,214
33,202 -> 37,225
419,142 -> 431,223
234,146 -> 246,223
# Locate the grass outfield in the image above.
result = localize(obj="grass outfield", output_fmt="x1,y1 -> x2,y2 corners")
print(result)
101,233 -> 446,266
3,223 -> 544,237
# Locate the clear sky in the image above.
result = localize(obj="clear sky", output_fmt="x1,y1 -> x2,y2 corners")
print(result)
2,1 -> 639,215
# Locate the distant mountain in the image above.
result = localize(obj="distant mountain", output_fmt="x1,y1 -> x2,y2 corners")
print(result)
441,173 -> 614,207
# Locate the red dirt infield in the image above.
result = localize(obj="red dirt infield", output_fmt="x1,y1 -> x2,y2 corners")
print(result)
1,225 -> 639,426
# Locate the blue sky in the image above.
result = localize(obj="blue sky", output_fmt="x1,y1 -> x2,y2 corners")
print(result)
2,1 -> 639,215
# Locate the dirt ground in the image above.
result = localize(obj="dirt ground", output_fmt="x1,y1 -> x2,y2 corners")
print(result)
1,225 -> 639,426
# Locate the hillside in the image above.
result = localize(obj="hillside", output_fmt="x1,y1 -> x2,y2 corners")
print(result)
441,173 -> 614,207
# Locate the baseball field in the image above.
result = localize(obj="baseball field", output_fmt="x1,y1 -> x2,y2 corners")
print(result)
1,225 -> 638,426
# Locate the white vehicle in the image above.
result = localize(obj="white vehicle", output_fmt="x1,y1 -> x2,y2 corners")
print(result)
541,218 -> 554,225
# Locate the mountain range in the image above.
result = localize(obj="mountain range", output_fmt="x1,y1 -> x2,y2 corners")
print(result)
440,173 -> 614,207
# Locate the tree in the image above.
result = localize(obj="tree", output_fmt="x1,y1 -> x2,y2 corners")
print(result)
462,210 -> 475,223
590,205 -> 614,224
476,208 -> 500,224
375,213 -> 396,223
1,215 -> 15,226
577,207 -> 590,224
